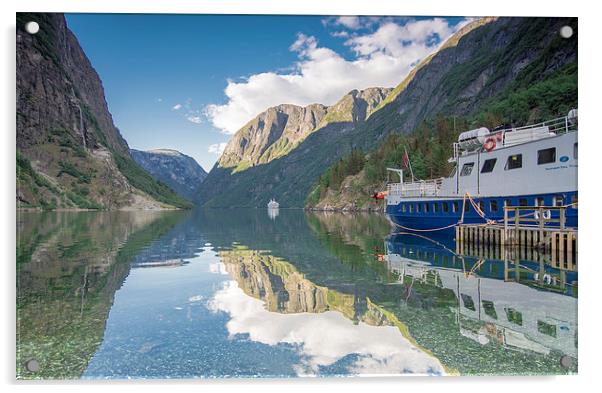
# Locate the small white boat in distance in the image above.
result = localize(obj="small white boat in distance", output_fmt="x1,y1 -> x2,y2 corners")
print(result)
267,198 -> 279,209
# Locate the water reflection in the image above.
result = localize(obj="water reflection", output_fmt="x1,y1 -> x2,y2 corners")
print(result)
385,233 -> 577,361
215,246 -> 444,375
267,207 -> 279,220
16,208 -> 577,379
16,211 -> 186,379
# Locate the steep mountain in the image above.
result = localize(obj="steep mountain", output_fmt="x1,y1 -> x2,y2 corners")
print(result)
218,87 -> 391,173
198,87 -> 391,205
130,149 -> 207,201
16,13 -> 190,210
198,17 -> 576,208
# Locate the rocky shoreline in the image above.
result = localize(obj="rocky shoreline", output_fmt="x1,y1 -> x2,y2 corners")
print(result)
305,204 -> 384,213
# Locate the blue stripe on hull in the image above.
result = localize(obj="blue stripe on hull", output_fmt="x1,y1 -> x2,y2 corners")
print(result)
386,191 -> 577,231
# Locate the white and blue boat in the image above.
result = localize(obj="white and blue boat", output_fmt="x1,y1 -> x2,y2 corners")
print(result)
385,110 -> 578,231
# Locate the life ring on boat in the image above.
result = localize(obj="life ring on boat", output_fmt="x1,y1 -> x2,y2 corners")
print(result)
483,137 -> 496,152
371,191 -> 387,200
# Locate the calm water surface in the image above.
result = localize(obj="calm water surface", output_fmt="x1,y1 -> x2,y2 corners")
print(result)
16,209 -> 577,379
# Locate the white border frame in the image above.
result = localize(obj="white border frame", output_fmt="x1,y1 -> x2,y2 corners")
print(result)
2,1 -> 600,392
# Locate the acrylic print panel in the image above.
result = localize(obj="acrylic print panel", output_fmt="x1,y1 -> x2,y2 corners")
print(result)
16,12 -> 578,379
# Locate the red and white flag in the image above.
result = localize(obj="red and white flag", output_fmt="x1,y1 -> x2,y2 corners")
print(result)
402,149 -> 410,169
402,146 -> 415,180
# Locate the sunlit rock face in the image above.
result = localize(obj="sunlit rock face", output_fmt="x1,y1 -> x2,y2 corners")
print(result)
217,87 -> 392,173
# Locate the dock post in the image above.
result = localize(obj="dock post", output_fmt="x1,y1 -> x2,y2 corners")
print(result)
504,207 -> 508,246
538,207 -> 544,247
560,207 -> 566,230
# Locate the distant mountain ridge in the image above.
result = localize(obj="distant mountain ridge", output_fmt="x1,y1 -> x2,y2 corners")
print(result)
218,87 -> 392,173
131,149 -> 207,201
16,13 -> 190,209
198,17 -> 577,208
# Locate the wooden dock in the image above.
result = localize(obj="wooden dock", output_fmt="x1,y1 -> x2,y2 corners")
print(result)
455,206 -> 577,268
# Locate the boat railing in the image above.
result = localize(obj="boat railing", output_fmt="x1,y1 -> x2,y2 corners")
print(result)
387,178 -> 444,197
454,114 -> 577,155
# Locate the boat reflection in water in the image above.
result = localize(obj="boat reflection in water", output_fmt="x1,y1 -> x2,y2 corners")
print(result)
267,207 -> 279,220
384,232 -> 577,366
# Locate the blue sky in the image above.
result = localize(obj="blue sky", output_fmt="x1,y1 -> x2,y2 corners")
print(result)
66,14 -> 468,171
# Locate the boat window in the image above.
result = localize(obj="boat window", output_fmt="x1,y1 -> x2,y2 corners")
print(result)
537,147 -> 556,165
571,194 -> 578,208
464,201 -> 470,212
505,154 -> 522,170
554,195 -> 564,206
433,203 -> 439,213
443,202 -> 449,213
409,204 -> 413,213
460,162 -> 474,176
424,203 -> 430,213
481,158 -> 497,173
416,203 -> 421,213
519,198 -> 528,207
452,201 -> 458,213
505,308 -> 523,326
482,300 -> 498,320
537,320 -> 557,338
401,204 -> 406,213
574,142 -> 578,159
461,294 -> 475,311
536,197 -> 545,206
504,199 -> 512,208
478,201 -> 485,212
490,200 -> 498,212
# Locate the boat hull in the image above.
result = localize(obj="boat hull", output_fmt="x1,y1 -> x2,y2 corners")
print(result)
385,191 -> 577,231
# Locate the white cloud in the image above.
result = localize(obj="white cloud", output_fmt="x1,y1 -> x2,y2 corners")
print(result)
330,31 -> 349,38
205,18 -> 468,134
187,115 -> 203,124
207,281 -> 445,376
345,18 -> 454,57
172,103 -> 182,110
208,142 -> 227,155
323,16 -> 399,31
335,16 -> 362,29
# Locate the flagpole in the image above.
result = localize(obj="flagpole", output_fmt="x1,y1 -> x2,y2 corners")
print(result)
404,146 -> 415,181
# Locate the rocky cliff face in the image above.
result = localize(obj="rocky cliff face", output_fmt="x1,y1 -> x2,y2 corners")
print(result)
371,17 -> 577,134
217,87 -> 391,173
199,17 -> 576,208
131,149 -> 207,201
16,13 -> 190,209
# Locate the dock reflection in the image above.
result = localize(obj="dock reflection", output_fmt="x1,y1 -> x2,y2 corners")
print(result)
384,232 -> 577,362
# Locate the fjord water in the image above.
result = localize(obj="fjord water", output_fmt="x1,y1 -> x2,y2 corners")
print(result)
16,209 -> 577,379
